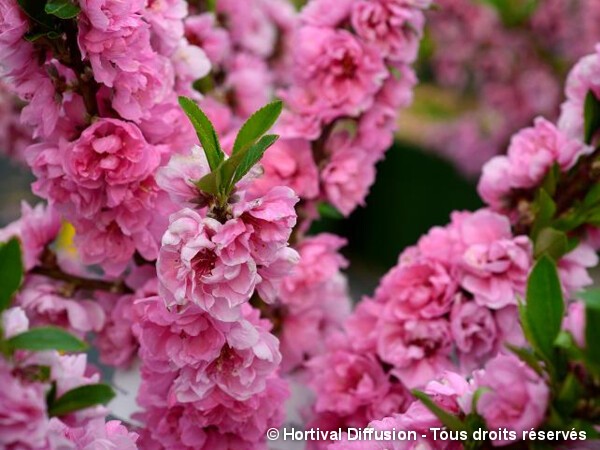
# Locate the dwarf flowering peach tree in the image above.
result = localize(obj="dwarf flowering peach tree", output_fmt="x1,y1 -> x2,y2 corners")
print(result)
1,0 -> 600,449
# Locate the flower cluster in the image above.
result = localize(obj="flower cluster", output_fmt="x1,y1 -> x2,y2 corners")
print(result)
133,295 -> 288,449
406,0 -> 600,175
329,352 -> 549,449
0,307 -> 139,449
1,0 -> 210,276
269,0 -> 430,218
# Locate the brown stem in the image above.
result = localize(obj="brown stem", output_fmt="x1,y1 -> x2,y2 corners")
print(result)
32,249 -> 133,294
30,266 -> 132,294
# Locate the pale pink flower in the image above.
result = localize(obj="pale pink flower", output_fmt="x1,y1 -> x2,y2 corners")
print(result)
62,118 -> 161,208
506,117 -> 591,189
375,252 -> 457,319
79,0 -> 145,31
17,276 -> 106,336
377,318 -> 453,388
185,13 -> 232,66
301,0 -> 354,27
459,234 -> 532,309
558,243 -> 599,295
450,295 -> 497,369
322,147 -> 376,216
250,137 -> 320,199
1,306 -> 28,338
352,0 -> 425,63
155,145 -> 212,207
293,26 -> 387,119
475,353 -> 550,445
478,155 -> 512,211
0,360 -> 49,449
564,301 -> 586,348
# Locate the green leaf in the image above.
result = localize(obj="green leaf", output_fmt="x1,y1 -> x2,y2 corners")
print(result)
178,97 -> 225,172
232,134 -> 278,185
531,189 -> 556,239
583,183 -> 600,208
218,134 -> 280,197
525,256 -> 565,363
584,90 -> 600,144
44,0 -> 80,19
317,202 -> 344,220
534,227 -> 568,260
540,164 -> 560,197
7,327 -> 87,352
196,171 -> 221,197
48,384 -> 115,417
0,237 -> 23,312
17,0 -> 59,30
555,372 -> 583,416
232,101 -> 283,156
412,390 -> 466,432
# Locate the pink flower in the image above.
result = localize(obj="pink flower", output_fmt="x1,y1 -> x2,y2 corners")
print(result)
322,146 -> 376,216
293,26 -> 387,119
185,13 -> 232,66
78,17 -> 154,87
235,186 -> 299,267
301,0 -> 354,27
307,336 -> 401,418
226,53 -> 274,118
563,301 -> 586,348
475,353 -> 549,445
58,418 -> 139,449
450,296 -> 497,369
280,233 -> 348,308
96,292 -> 139,368
559,51 -> 600,140
79,0 -> 145,31
1,307 -> 28,338
0,201 -> 61,270
506,117 -> 591,189
374,251 -> 457,319
250,137 -> 320,199
155,145 -> 212,207
460,234 -> 532,309
558,243 -> 599,295
217,0 -> 277,57
112,56 -> 174,122
0,361 -> 49,448
17,276 -> 106,336
142,0 -> 188,56
352,0 -> 425,63
62,119 -> 160,204
478,156 -> 512,211
377,318 -> 453,388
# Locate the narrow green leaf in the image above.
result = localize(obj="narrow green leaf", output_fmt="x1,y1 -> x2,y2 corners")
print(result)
232,101 -> 283,156
525,256 -> 565,363
196,171 -> 221,197
412,390 -> 466,432
48,384 -> 115,417
317,202 -> 344,220
8,327 -> 87,352
232,134 -> 279,185
178,97 -> 225,171
584,90 -> 600,144
534,227 -> 568,260
556,372 -> 583,416
583,183 -> 600,208
0,237 -> 23,311
531,189 -> 556,239
45,0 -> 80,19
